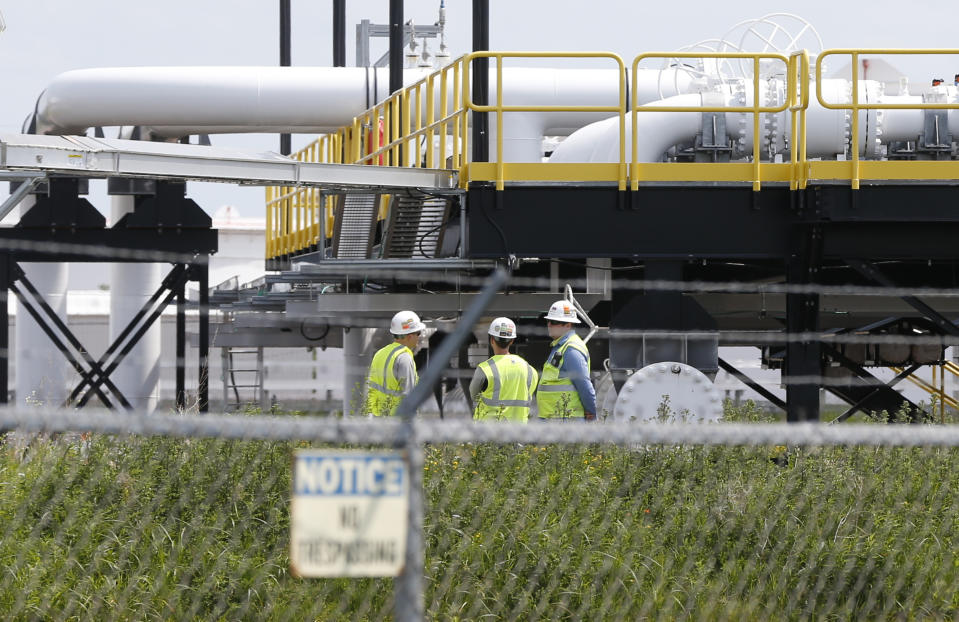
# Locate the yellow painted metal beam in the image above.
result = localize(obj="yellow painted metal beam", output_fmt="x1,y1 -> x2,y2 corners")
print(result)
808,160 -> 959,182
467,162 -> 795,184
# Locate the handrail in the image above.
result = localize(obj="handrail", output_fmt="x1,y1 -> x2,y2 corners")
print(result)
352,56 -> 470,170
265,47 -> 959,262
788,50 -> 810,190
266,130 -> 343,260
816,48 -> 959,190
463,51 -> 628,191
632,52 -> 792,192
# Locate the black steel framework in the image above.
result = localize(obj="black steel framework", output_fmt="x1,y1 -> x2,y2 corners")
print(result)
465,182 -> 959,421
2,177 -> 217,411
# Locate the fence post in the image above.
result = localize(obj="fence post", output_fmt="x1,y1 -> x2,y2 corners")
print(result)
395,424 -> 425,622
394,267 -> 509,621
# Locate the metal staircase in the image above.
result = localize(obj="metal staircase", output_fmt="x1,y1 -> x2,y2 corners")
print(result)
331,193 -> 381,258
383,194 -> 451,259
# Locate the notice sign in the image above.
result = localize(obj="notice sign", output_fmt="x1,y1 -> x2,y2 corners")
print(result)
290,450 -> 408,577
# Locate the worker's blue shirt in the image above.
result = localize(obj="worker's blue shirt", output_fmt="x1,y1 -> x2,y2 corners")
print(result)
545,331 -> 597,414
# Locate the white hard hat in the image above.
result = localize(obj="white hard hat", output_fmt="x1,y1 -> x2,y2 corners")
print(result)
390,310 -> 425,335
544,299 -> 580,324
488,317 -> 517,339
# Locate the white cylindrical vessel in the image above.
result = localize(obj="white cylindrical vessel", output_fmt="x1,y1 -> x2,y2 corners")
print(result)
109,195 -> 161,411
15,197 -> 70,407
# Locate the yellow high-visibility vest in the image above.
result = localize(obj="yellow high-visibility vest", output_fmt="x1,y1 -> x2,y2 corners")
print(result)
366,342 -> 416,416
536,333 -> 590,419
473,354 -> 538,423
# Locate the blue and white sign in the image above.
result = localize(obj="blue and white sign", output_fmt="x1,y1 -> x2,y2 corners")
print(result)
290,450 -> 408,577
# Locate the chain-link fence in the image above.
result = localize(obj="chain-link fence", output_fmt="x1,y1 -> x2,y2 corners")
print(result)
3,407 -> 959,620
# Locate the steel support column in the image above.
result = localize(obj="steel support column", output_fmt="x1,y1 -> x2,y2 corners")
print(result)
389,0 -> 404,165
332,0 -> 346,67
0,255 -> 8,404
471,0 -> 490,163
198,262 -> 210,412
785,224 -> 823,421
279,0 -> 292,156
176,277 -> 186,410
389,0 -> 403,95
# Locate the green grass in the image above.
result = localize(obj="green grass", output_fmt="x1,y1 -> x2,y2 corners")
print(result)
1,403 -> 958,620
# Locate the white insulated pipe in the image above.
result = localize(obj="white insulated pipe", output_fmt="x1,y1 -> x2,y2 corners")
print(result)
109,196 -> 161,411
549,78 -> 950,165
34,67 -> 427,136
549,94 -> 705,163
33,64 -> 959,164
14,196 -> 70,407
33,66 -> 694,139
485,68 -> 690,162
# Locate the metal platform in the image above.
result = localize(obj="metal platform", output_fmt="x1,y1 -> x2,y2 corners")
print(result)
0,133 -> 456,190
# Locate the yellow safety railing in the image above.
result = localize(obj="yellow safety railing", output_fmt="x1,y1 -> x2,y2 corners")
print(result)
891,363 -> 958,422
464,51 -> 628,191
815,49 -> 959,189
265,56 -> 470,261
266,130 -> 345,259
265,48 -> 959,261
632,52 -> 793,192
349,56 -> 470,171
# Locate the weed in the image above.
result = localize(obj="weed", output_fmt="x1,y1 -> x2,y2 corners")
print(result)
0,405 -> 957,619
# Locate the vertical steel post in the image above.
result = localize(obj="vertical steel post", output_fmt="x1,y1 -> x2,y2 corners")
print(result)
175,276 -> 186,410
333,0 -> 346,67
221,348 -> 230,410
257,347 -> 266,411
396,434 -> 424,622
389,0 -> 404,166
198,262 -> 209,413
318,190 -> 326,260
356,19 -> 372,68
279,0 -> 292,156
471,0 -> 489,163
389,0 -> 403,95
0,255 -> 8,405
785,225 -> 822,422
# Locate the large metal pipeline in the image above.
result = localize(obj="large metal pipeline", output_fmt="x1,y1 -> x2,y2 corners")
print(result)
31,66 -> 695,138
550,77 -> 959,164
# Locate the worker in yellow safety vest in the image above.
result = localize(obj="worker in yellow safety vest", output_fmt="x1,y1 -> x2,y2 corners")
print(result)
537,300 -> 597,421
469,317 -> 538,422
365,310 -> 424,416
